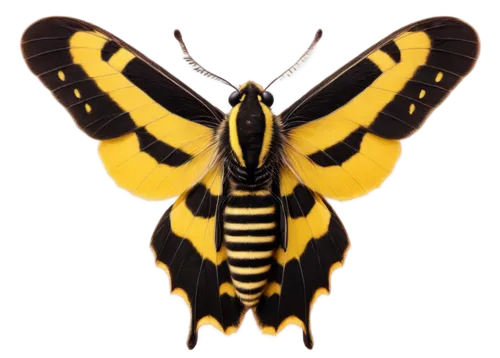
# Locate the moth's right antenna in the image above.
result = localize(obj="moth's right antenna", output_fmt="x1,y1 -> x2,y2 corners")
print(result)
265,27 -> 325,90
174,30 -> 239,91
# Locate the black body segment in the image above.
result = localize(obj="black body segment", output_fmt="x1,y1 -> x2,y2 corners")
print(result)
227,82 -> 275,178
236,88 -> 266,170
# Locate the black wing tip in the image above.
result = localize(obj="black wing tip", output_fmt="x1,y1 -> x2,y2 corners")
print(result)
187,330 -> 198,349
303,331 -> 314,349
410,16 -> 474,26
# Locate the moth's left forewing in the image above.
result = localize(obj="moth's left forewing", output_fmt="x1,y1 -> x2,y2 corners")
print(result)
280,17 -> 479,201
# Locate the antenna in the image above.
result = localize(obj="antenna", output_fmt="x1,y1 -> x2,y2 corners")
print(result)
172,28 -> 238,91
265,27 -> 326,90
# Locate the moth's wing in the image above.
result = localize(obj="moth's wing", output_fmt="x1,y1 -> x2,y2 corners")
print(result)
151,167 -> 245,349
254,168 -> 350,348
22,17 -> 224,200
280,17 -> 479,201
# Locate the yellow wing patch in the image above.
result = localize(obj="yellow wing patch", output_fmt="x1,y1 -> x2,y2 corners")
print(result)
168,169 -> 226,265
99,133 -> 215,200
285,129 -> 401,201
276,169 -> 332,263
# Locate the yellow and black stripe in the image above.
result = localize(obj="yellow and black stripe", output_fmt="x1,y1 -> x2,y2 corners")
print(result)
224,185 -> 277,306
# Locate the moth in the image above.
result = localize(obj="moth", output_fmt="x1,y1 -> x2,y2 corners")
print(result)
22,16 -> 479,349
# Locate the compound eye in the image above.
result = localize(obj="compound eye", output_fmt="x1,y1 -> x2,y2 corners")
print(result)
228,91 -> 243,106
262,91 -> 274,107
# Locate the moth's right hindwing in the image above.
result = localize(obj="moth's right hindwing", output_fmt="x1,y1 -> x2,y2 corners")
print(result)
151,168 -> 245,348
22,17 -> 224,200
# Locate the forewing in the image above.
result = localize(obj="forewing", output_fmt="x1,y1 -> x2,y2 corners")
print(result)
22,17 -> 224,200
280,17 -> 479,201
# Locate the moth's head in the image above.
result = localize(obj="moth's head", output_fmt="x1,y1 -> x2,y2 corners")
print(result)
227,81 -> 274,171
228,81 -> 274,108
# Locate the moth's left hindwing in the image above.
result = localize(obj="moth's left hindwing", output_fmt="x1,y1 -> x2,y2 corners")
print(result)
151,168 -> 245,348
22,17 -> 223,200
255,168 -> 350,348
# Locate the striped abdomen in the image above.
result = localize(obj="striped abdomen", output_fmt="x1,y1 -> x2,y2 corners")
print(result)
224,188 -> 277,307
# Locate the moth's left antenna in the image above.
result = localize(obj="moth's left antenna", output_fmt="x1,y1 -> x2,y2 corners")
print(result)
174,30 -> 239,91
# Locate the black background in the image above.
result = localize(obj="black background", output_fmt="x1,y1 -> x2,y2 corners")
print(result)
15,3 -> 491,356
